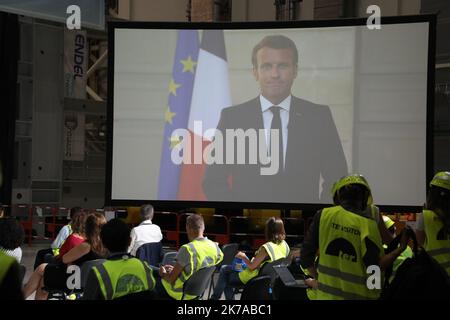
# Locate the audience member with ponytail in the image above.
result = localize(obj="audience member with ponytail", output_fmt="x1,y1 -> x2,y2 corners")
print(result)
211,217 -> 290,300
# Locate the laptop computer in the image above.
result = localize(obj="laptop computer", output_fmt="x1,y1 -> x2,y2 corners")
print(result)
273,265 -> 309,288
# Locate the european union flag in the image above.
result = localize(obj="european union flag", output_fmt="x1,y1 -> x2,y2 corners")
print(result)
157,30 -> 199,199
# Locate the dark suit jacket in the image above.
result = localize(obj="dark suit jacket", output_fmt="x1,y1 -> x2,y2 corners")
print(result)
202,96 -> 348,204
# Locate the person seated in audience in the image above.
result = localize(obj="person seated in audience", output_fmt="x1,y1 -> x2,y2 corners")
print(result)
83,219 -> 157,300
0,217 -> 25,263
155,214 -> 223,300
24,211 -> 86,298
33,207 -> 84,270
210,217 -> 290,300
0,251 -> 23,300
24,212 -> 107,300
54,211 -> 86,259
128,204 -> 163,256
415,171 -> 450,277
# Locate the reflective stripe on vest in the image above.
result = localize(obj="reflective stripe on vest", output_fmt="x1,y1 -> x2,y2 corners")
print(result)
0,251 -> 16,284
162,238 -> 223,300
315,206 -> 383,300
238,240 -> 290,284
317,282 -> 370,300
423,210 -> 450,276
93,257 -> 155,300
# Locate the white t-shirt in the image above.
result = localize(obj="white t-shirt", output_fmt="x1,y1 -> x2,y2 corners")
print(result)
0,247 -> 22,263
51,224 -> 71,249
128,220 -> 163,256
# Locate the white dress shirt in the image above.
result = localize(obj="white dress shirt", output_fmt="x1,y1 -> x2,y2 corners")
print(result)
128,220 -> 163,256
259,94 -> 291,168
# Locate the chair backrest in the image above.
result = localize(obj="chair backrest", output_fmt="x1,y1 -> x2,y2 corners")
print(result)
260,257 -> 290,284
161,251 -> 178,266
220,243 -> 239,266
80,259 -> 107,289
136,242 -> 163,266
240,275 -> 272,300
182,265 -> 216,299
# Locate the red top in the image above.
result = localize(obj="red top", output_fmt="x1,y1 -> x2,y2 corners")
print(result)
58,234 -> 85,259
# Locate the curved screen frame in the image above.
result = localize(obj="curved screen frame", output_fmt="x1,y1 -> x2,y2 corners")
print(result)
106,15 -> 436,213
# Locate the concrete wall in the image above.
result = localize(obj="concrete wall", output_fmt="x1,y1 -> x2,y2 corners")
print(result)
357,0 -> 421,17
129,0 -> 188,21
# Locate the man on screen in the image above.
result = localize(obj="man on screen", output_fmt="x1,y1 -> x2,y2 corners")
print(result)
202,35 -> 347,204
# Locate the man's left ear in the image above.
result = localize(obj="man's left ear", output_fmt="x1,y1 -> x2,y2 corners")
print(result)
252,67 -> 259,81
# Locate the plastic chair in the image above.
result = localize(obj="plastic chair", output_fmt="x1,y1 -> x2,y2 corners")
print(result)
207,243 -> 238,298
259,257 -> 290,284
136,242 -> 163,267
221,243 -> 240,266
43,263 -> 74,300
161,251 -> 178,266
181,265 -> 216,300
240,275 -> 272,300
44,259 -> 106,300
272,276 -> 309,300
233,257 -> 289,299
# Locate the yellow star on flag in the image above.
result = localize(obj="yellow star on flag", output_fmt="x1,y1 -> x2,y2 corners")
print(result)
169,135 -> 182,149
180,55 -> 197,73
165,107 -> 176,124
168,78 -> 181,96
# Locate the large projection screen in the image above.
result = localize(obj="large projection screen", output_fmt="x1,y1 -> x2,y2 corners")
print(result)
107,16 -> 435,210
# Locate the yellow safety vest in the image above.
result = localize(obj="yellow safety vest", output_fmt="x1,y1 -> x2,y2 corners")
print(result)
299,257 -> 318,300
238,240 -> 290,284
382,244 -> 413,284
314,206 -> 383,300
93,256 -> 156,300
162,238 -> 223,300
423,209 -> 450,277
0,251 -> 16,284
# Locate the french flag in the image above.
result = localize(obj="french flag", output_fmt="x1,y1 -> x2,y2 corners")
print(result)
177,30 -> 231,200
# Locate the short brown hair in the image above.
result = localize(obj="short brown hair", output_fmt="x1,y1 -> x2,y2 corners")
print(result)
186,214 -> 205,232
252,35 -> 298,69
265,217 -> 286,244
